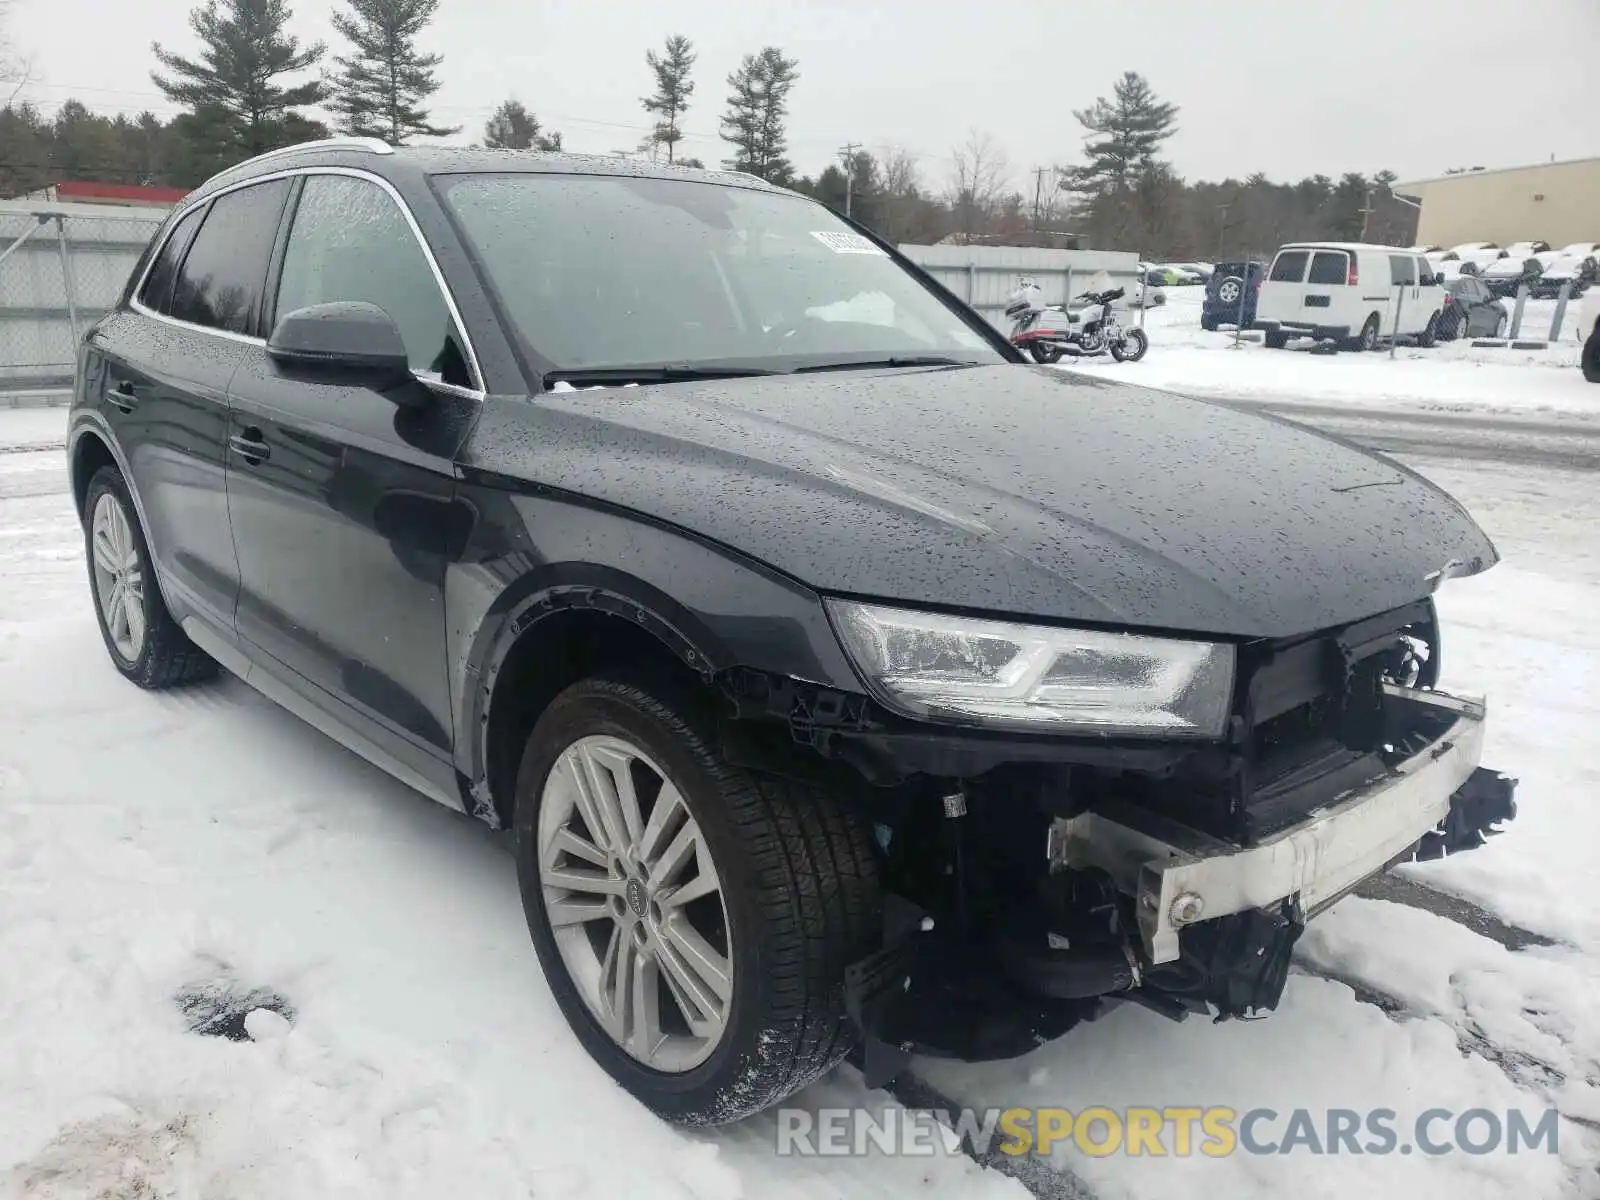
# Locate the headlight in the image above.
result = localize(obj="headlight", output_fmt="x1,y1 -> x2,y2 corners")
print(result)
826,600 -> 1235,738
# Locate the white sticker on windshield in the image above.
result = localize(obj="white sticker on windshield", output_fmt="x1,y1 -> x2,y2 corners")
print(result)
811,231 -> 886,255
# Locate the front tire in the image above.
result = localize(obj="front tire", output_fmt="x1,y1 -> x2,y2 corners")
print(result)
1110,327 -> 1148,362
83,466 -> 217,688
514,673 -> 880,1125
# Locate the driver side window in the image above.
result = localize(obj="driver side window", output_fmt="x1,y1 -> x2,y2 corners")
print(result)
274,174 -> 474,388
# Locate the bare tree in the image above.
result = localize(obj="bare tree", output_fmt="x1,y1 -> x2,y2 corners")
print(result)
948,129 -> 1008,242
0,0 -> 36,108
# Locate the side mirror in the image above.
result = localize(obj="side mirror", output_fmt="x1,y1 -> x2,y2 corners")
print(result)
267,301 -> 415,394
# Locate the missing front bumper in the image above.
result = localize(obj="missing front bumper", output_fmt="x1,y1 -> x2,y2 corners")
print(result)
1049,684 -> 1516,966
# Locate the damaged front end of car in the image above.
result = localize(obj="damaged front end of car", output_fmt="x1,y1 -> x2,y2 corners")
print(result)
720,595 -> 1517,1085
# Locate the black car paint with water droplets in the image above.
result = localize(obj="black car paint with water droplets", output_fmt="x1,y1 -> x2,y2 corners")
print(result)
67,142 -> 1516,1125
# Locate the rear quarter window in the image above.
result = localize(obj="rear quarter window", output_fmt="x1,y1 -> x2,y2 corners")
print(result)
1269,251 -> 1309,283
1307,251 -> 1348,285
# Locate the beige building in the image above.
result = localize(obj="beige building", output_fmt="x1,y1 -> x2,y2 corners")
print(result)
1393,157 -> 1600,249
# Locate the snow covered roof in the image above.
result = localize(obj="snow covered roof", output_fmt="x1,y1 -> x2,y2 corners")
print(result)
1392,156 -> 1600,194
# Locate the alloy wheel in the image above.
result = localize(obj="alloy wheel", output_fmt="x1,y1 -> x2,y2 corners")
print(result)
537,734 -> 733,1073
90,492 -> 145,661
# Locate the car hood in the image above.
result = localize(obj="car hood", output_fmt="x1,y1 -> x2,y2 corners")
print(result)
463,365 -> 1498,639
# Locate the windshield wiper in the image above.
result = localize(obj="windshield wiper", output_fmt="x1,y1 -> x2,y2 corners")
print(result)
792,356 -> 984,374
543,364 -> 780,388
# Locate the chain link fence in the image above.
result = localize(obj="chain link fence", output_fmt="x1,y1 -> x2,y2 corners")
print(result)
0,202 -> 168,401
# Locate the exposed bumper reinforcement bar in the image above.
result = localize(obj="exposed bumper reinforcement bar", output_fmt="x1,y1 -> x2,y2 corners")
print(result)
1050,685 -> 1510,965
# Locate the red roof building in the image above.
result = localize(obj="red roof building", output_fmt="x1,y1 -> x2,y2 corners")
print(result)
47,181 -> 190,208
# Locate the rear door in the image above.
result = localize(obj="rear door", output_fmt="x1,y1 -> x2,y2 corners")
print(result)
226,170 -> 479,760
1260,248 -> 1310,323
95,179 -> 291,634
1304,249 -> 1350,327
1386,253 -> 1418,335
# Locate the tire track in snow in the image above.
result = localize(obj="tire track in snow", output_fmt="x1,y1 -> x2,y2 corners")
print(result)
1354,870 -> 1560,951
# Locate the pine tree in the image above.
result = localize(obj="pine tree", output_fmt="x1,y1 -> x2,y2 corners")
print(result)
151,0 -> 327,157
1064,72 -> 1178,197
482,99 -> 562,151
330,0 -> 456,143
719,47 -> 799,184
641,34 -> 695,164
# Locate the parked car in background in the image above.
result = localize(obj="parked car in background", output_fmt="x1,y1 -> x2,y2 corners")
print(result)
1145,265 -> 1185,287
1255,243 -> 1446,349
1174,262 -> 1214,282
1502,240 -> 1551,259
1201,260 -> 1264,330
1581,287 -> 1600,381
1479,255 -> 1542,298
1556,241 -> 1600,259
1441,242 -> 1507,272
1529,254 -> 1597,299
1409,244 -> 1442,255
1438,275 -> 1507,340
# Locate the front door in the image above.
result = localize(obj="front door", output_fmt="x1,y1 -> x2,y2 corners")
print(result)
226,171 -> 479,758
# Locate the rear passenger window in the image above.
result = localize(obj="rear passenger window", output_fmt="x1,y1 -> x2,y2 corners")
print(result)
1307,252 -> 1348,285
1388,255 -> 1417,286
273,174 -> 471,387
1414,256 -> 1434,284
138,206 -> 205,315
170,179 -> 292,335
1269,251 -> 1309,282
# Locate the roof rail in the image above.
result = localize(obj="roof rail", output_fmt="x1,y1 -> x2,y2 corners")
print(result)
212,136 -> 393,181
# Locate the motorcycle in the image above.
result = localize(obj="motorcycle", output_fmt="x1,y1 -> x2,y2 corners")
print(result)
1005,278 -> 1150,364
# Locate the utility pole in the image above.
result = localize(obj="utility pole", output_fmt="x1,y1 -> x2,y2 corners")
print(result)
838,142 -> 862,217
1033,167 -> 1049,228
1359,184 -> 1374,241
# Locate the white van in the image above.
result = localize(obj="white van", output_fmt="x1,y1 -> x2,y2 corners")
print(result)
1255,243 -> 1447,350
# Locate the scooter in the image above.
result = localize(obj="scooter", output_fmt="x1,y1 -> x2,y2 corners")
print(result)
1005,278 -> 1150,364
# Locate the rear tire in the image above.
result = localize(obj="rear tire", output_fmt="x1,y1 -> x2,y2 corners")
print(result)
1494,313 -> 1508,339
1582,327 -> 1600,383
514,672 -> 881,1125
1350,314 -> 1381,352
83,466 -> 217,689
1417,312 -> 1438,348
1028,342 -> 1064,365
1200,314 -> 1218,332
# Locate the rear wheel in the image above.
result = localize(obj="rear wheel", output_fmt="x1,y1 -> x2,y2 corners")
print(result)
1436,306 -> 1462,341
1351,314 -> 1381,352
514,673 -> 880,1125
83,466 -> 217,689
1494,313 -> 1508,339
1582,327 -> 1600,383
1028,342 -> 1064,365
1417,312 -> 1438,348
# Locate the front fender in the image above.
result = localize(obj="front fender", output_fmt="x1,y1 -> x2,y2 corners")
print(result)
446,482 -> 865,784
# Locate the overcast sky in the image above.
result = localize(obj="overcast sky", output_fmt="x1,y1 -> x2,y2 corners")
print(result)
8,0 -> 1596,189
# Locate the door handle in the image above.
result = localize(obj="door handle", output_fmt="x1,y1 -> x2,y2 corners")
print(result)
228,427 -> 270,465
106,381 -> 138,413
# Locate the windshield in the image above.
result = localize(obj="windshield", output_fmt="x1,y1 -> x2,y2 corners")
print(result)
434,172 -> 1004,378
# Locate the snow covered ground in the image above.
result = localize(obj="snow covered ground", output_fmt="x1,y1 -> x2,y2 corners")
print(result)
1070,289 -> 1599,419
3,395 -> 1598,1199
